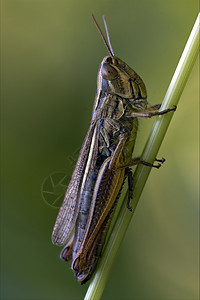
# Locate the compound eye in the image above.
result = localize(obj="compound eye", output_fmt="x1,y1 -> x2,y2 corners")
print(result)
102,63 -> 118,80
106,57 -> 112,63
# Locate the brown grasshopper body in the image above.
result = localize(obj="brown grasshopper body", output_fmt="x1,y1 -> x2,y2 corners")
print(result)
52,16 -> 176,284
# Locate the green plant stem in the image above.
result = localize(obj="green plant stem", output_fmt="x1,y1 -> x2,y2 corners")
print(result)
84,13 -> 200,300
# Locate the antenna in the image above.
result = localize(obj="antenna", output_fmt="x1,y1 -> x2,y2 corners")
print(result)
92,14 -> 114,57
102,15 -> 114,56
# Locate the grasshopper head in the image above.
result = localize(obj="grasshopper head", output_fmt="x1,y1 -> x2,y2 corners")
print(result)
92,15 -> 147,109
98,55 -> 148,109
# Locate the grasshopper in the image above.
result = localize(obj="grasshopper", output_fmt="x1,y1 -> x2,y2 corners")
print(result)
52,15 -> 176,284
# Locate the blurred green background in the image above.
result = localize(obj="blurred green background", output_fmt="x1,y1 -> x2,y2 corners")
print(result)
1,0 -> 199,299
